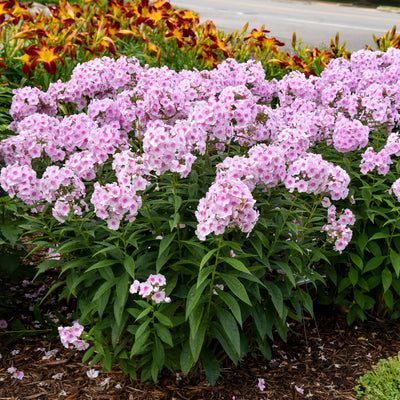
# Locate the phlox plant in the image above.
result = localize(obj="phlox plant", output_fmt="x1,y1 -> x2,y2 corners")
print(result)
2,48 -> 400,383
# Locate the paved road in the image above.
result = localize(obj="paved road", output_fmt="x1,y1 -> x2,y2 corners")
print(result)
171,0 -> 400,51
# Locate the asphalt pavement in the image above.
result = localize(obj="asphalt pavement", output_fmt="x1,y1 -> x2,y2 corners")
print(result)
171,0 -> 400,51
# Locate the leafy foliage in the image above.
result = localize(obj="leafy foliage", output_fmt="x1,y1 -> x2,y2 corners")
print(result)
354,353 -> 400,400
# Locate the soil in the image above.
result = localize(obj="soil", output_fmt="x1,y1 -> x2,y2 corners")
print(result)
1,271 -> 400,400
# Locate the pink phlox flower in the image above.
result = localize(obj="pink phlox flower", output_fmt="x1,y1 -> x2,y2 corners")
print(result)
58,322 -> 88,351
285,153 -> 349,201
138,282 -> 153,298
130,274 -> 170,303
7,366 -> 17,374
295,385 -> 304,394
322,206 -> 355,253
129,280 -> 140,294
389,178 -> 400,202
13,371 -> 24,380
86,369 -> 99,379
258,377 -> 265,391
151,291 -> 166,304
195,177 -> 259,241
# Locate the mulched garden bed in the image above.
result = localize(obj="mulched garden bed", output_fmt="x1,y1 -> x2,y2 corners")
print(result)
1,274 -> 400,400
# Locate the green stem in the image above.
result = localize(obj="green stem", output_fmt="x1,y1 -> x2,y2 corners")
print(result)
0,328 -> 52,335
206,235 -> 223,317
387,209 -> 400,253
172,173 -> 182,258
363,170 -> 377,231
72,211 -> 94,255
266,193 -> 299,259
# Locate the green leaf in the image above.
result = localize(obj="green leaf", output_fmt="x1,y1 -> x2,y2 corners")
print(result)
156,249 -> 172,272
311,248 -> 331,265
390,249 -> 400,278
271,261 -> 296,287
259,340 -> 271,360
0,224 -> 21,246
364,256 -> 387,273
135,307 -> 152,321
299,288 -> 313,316
216,289 -> 242,327
197,265 -> 214,288
56,239 -> 88,254
180,340 -> 194,375
281,240 -> 303,255
253,303 -> 269,339
154,311 -> 173,328
131,320 -> 151,357
369,232 -> 390,241
383,289 -> 394,310
158,232 -> 176,259
86,259 -> 119,273
123,255 -> 135,279
185,279 -> 209,320
169,213 -> 180,232
348,267 -> 359,286
382,268 -> 392,293
97,291 -> 110,318
174,195 -> 182,212
211,322 -> 240,364
354,289 -> 365,309
189,305 -> 204,340
152,336 -> 165,368
215,307 -> 241,358
103,346 -> 112,371
367,241 -> 382,257
357,232 -> 368,254
220,256 -> 251,274
189,317 -> 207,362
350,253 -> 363,270
219,273 -> 251,306
82,346 -> 95,364
156,324 -> 173,347
255,231 -> 270,249
200,248 -> 218,270
151,360 -> 159,383
202,348 -> 220,386
114,273 -> 129,328
93,280 -> 116,302
249,237 -> 263,258
264,281 -> 284,318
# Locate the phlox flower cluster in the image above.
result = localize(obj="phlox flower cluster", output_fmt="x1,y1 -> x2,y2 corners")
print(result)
58,321 -> 89,351
142,120 -> 197,177
195,177 -> 259,241
129,274 -> 171,304
322,206 -> 355,253
389,178 -> 400,202
217,143 -> 287,191
91,182 -> 142,230
360,133 -> 400,176
284,153 -> 350,201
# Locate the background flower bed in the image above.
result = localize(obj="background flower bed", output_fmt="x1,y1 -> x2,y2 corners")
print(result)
1,0 -> 400,394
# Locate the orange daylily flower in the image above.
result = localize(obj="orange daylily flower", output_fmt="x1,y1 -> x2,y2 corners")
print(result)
0,57 -> 6,75
179,9 -> 198,22
23,40 -> 64,75
12,28 -> 48,40
16,52 -> 33,76
244,27 -> 285,48
0,0 -> 14,23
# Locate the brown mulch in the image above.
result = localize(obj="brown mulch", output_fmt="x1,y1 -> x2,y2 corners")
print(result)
1,274 -> 400,400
